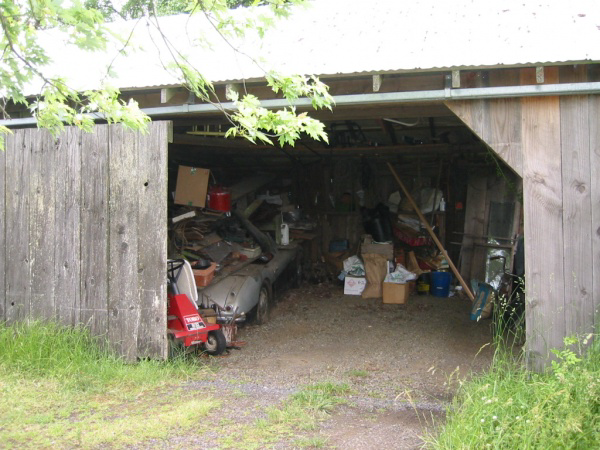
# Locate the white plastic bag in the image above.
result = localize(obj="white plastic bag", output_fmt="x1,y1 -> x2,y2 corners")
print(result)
384,264 -> 417,284
343,255 -> 365,276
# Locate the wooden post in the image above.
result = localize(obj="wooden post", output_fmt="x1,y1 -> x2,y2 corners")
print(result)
387,162 -> 475,301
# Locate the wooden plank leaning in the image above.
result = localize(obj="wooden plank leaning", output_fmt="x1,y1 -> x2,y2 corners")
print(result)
386,162 -> 475,302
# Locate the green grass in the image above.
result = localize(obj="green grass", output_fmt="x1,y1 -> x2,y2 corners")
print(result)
218,381 -> 349,449
346,368 -> 369,377
292,435 -> 329,448
426,334 -> 600,449
0,320 -> 217,448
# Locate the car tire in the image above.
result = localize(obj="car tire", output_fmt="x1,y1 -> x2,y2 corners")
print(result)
203,330 -> 227,356
292,256 -> 303,289
252,282 -> 271,325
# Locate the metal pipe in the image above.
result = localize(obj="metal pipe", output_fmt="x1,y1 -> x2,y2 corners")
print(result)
3,81 -> 600,127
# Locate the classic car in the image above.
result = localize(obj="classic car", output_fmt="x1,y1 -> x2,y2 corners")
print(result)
195,210 -> 302,325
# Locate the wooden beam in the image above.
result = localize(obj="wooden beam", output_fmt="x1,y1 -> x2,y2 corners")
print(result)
379,119 -> 397,144
446,99 -> 523,176
172,133 -> 256,148
452,70 -> 461,88
373,74 -> 383,92
160,87 -> 179,104
536,66 -> 545,84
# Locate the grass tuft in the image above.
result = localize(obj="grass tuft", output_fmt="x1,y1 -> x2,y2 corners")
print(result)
347,368 -> 369,377
293,435 -> 329,448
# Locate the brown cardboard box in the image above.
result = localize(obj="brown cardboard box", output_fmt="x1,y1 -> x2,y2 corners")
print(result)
323,251 -> 351,273
383,282 -> 409,304
174,166 -> 210,208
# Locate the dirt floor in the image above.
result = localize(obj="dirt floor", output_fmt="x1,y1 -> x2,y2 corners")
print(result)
183,281 -> 495,449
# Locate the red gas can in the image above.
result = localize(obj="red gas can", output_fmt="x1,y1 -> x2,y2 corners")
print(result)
208,186 -> 231,212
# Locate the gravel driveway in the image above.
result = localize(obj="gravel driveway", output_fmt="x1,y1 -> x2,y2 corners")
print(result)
180,281 -> 494,449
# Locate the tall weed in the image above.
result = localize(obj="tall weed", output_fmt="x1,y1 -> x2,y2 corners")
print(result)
427,334 -> 600,449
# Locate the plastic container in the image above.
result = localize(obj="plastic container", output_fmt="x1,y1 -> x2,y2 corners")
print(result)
329,239 -> 349,252
431,271 -> 452,297
240,246 -> 261,258
208,186 -> 231,212
416,273 -> 431,295
193,262 -> 217,287
280,223 -> 290,245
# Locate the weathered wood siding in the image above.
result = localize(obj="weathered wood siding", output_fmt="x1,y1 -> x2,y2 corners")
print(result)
0,122 -> 169,360
447,69 -> 599,369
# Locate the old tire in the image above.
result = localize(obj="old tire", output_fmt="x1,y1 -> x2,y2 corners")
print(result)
253,283 -> 271,325
291,254 -> 303,289
203,330 -> 227,356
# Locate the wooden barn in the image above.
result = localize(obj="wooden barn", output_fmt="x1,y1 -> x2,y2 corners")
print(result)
1,0 -> 599,369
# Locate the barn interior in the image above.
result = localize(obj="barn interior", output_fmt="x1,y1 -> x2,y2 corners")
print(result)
151,71 -> 523,307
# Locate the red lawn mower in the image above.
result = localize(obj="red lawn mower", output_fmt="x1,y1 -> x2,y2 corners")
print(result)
167,259 -> 226,356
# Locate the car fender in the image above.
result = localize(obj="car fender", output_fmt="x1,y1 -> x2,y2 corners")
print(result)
199,271 -> 264,315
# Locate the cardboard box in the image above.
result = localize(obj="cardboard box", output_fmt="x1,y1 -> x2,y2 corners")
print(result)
174,166 -> 210,208
344,276 -> 367,295
323,251 -> 352,273
383,282 -> 409,304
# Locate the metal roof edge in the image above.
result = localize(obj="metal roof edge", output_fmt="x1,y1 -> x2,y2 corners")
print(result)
4,81 -> 600,127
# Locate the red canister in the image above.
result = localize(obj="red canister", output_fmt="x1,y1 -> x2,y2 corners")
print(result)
208,186 -> 231,212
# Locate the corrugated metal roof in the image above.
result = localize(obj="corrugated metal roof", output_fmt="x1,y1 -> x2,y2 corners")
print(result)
28,0 -> 600,93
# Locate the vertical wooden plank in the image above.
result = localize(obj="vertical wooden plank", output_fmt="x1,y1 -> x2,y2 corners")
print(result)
29,130 -> 56,320
81,127 -> 109,337
589,95 -> 600,335
5,129 -> 31,321
522,95 -> 565,370
559,65 -> 594,339
136,121 -> 168,359
55,128 -> 81,326
447,99 -> 489,140
461,174 -> 487,281
447,99 -> 523,177
488,99 -> 523,176
560,96 -> 593,337
108,125 -> 140,361
0,132 -> 5,320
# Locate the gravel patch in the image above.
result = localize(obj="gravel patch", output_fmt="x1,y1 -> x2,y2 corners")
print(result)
163,281 -> 495,449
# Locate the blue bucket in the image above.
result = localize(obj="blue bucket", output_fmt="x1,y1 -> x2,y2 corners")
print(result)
431,271 -> 452,297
